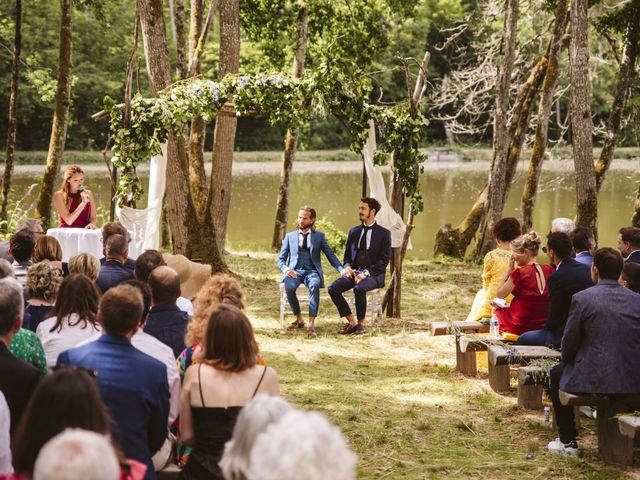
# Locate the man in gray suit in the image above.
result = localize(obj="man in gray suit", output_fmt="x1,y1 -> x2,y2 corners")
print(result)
547,248 -> 640,456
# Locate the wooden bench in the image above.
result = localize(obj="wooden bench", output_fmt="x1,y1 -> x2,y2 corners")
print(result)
560,391 -> 640,465
454,333 -> 507,376
431,320 -> 489,336
488,345 -> 561,394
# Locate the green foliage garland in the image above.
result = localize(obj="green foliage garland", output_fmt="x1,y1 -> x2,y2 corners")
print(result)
105,68 -> 429,212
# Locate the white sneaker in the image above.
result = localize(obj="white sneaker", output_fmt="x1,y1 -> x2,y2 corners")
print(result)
547,438 -> 579,457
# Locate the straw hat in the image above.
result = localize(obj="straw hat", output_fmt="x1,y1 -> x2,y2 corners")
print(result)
162,253 -> 211,300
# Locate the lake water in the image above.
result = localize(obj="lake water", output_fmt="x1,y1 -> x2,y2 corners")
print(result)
9,162 -> 639,258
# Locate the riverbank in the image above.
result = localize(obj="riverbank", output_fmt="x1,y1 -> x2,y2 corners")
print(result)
231,251 -> 630,479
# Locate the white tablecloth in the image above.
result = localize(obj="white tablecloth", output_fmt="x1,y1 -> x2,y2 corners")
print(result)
47,228 -> 139,262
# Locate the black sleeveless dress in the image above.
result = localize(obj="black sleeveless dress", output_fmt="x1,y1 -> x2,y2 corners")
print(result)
179,364 -> 268,480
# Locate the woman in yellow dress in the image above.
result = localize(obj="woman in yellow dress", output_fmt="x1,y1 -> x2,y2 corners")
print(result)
466,217 -> 521,322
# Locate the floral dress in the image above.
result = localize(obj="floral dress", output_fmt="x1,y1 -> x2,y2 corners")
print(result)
9,329 -> 47,377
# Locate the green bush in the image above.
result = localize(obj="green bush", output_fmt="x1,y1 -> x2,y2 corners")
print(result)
315,217 -> 347,254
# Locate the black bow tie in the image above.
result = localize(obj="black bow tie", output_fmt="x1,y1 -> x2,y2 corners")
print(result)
362,225 -> 373,231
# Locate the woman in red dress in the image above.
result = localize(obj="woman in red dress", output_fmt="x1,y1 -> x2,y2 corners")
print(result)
493,231 -> 554,335
53,165 -> 97,229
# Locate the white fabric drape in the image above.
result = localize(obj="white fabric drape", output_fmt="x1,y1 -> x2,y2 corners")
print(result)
362,121 -> 410,249
116,143 -> 167,254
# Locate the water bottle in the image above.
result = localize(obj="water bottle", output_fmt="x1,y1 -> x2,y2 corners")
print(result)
544,406 -> 550,425
489,313 -> 500,339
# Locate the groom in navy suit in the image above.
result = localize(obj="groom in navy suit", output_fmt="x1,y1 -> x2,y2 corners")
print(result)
278,206 -> 343,337
329,197 -> 391,335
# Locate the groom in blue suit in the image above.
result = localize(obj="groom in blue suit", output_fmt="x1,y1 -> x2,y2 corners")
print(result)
278,206 -> 343,337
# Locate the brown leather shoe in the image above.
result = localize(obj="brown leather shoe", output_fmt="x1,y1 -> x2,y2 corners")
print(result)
287,320 -> 305,330
338,323 -> 357,335
354,324 -> 367,335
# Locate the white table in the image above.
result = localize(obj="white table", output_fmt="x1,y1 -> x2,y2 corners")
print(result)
47,228 -> 139,262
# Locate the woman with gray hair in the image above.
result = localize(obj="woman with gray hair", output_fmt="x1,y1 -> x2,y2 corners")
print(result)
219,395 -> 293,480
247,410 -> 357,480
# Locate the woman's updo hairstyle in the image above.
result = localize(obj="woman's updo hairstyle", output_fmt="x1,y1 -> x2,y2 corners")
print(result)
510,231 -> 542,256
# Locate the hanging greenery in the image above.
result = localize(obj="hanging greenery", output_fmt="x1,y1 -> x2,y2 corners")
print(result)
103,65 -> 429,209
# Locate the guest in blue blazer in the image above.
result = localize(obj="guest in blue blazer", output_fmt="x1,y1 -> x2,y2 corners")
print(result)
277,206 -> 343,337
517,232 -> 593,348
570,226 -> 594,267
57,284 -> 169,480
145,266 -> 189,357
618,226 -> 640,264
96,234 -> 134,293
328,198 -> 391,335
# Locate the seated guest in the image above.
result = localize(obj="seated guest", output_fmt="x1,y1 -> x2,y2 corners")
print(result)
0,265 -> 48,377
37,274 -> 101,367
68,252 -> 100,283
134,250 -> 193,315
24,262 -> 61,332
11,369 -> 126,479
551,217 -> 576,234
0,218 -> 42,263
144,266 -> 189,358
178,274 -> 245,381
621,262 -> 640,293
9,229 -> 35,289
494,231 -> 554,335
570,226 -> 595,267
0,392 -> 10,474
548,248 -> 640,456
32,429 -> 121,480
57,284 -> 170,480
0,278 -> 40,434
467,217 -> 520,322
247,410 -> 357,480
32,236 -> 63,271
97,234 -> 134,293
517,232 -> 593,348
618,226 -> 640,263
220,395 -> 294,480
80,280 -> 181,427
180,305 -> 279,480
101,222 -> 136,273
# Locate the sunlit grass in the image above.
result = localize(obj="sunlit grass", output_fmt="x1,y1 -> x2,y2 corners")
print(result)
227,251 -> 633,479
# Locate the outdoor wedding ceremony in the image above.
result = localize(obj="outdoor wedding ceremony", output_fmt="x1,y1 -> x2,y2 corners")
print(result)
1,0 -> 640,479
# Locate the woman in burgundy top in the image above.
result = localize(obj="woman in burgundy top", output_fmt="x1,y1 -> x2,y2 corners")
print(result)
493,231 -> 555,335
53,164 -> 97,229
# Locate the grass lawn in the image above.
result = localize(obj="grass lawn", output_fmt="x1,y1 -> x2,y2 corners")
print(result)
226,251 -> 632,479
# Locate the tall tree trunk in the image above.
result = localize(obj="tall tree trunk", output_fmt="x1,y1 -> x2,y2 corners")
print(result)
35,0 -> 73,228
0,0 -> 22,229
137,0 -> 226,272
188,0 -> 217,217
570,0 -> 597,232
271,0 -> 307,251
433,54 -> 547,257
476,0 -> 520,255
175,0 -> 187,79
520,0 -> 569,231
208,0 -> 239,257
594,0 -> 640,193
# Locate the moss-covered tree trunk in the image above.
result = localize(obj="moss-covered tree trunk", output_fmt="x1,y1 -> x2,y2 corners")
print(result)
175,0 -> 187,79
138,0 -> 226,272
520,0 -> 569,231
594,0 -> 640,194
475,0 -> 520,256
570,0 -> 597,233
35,0 -> 72,228
208,0 -> 239,257
434,54 -> 547,257
0,0 -> 22,230
271,0 -> 307,252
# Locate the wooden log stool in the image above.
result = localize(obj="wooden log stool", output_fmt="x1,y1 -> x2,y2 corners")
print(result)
560,391 -> 640,466
517,366 -> 549,410
488,345 -> 561,394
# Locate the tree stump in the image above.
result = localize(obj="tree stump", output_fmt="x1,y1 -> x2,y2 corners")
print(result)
455,334 -> 477,376
488,363 -> 510,393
